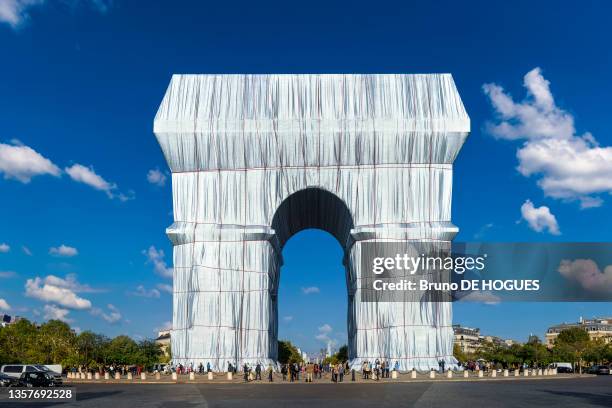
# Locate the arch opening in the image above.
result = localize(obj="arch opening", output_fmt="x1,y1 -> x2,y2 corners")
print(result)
271,188 -> 356,363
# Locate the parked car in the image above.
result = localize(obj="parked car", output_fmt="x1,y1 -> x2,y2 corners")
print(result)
0,372 -> 17,387
548,362 -> 573,373
0,364 -> 63,383
587,365 -> 610,375
16,371 -> 62,388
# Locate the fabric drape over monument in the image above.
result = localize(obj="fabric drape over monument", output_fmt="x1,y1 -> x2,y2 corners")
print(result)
153,74 -> 470,371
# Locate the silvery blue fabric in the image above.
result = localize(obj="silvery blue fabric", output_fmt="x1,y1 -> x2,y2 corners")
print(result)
154,74 -> 470,371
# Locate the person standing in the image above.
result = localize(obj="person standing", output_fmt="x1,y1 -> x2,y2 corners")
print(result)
267,365 -> 273,382
255,363 -> 262,380
338,364 -> 344,382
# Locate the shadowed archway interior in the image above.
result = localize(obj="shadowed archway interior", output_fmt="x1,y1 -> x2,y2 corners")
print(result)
271,188 -> 355,359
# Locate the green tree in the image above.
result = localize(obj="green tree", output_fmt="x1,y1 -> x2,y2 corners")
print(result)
453,343 -> 467,363
336,345 -> 348,362
37,320 -> 77,366
554,328 -> 590,373
137,340 -> 162,368
277,340 -> 303,364
105,335 -> 140,365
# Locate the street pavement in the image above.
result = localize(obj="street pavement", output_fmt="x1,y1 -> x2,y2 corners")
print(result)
1,375 -> 610,407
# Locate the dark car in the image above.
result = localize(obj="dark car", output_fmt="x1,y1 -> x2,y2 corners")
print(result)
0,373 -> 17,387
587,365 -> 610,375
17,372 -> 62,387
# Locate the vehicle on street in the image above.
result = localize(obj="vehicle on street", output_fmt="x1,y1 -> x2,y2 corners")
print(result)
0,372 -> 17,387
16,371 -> 62,387
548,362 -> 573,373
0,364 -> 63,382
587,365 -> 610,375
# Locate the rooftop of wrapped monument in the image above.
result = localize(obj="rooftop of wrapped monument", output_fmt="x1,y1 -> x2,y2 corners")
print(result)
153,74 -> 470,371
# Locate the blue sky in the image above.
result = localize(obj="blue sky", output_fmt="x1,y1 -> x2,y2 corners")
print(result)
0,0 -> 611,353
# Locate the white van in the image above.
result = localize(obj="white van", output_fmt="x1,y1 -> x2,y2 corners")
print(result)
0,364 -> 62,381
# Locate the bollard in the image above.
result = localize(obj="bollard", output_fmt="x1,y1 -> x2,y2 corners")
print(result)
115,372 -> 121,380
127,372 -> 133,380
208,371 -> 214,380
491,370 -> 496,378
94,372 -> 100,380
155,372 -> 161,380
87,372 -> 92,380
171,372 -> 178,381
544,369 -> 549,376
523,369 -> 529,377
411,369 -> 417,379
227,371 -> 233,380
189,372 -> 195,381
447,370 -> 453,379
141,372 -> 146,380
81,372 -> 86,379
503,369 -> 509,377
478,370 -> 483,378
248,372 -> 254,381
391,370 -> 398,379
67,372 -> 72,379
104,372 -> 110,380
538,369 -> 543,376
514,369 -> 519,377
464,370 -> 469,378
553,368 -> 558,375
429,370 -> 435,379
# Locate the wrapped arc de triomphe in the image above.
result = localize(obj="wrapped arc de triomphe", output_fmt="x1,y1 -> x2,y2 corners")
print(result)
153,74 -> 470,371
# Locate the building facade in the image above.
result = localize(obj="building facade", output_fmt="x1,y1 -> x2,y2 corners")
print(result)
546,317 -> 612,347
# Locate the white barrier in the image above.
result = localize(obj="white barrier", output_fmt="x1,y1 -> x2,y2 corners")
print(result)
411,370 -> 417,379
115,372 -> 121,380
141,373 -> 146,380
189,372 -> 195,381
104,372 -> 110,380
171,372 -> 178,381
464,370 -> 469,378
127,372 -> 133,380
491,370 -> 496,378
429,370 -> 435,379
523,370 -> 529,377
503,369 -> 509,377
391,370 -> 398,379
227,371 -> 233,380
155,372 -> 161,380
538,369 -> 543,376
87,372 -> 92,380
478,370 -> 483,378
514,369 -> 519,377
208,372 -> 214,380
94,372 -> 100,380
447,370 -> 453,378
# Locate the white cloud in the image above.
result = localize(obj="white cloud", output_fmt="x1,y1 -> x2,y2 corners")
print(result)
0,271 -> 17,278
0,243 -> 9,253
156,283 -> 173,294
143,246 -> 173,278
484,68 -> 612,208
282,315 -> 293,323
132,285 -> 161,298
520,199 -> 560,235
147,168 -> 167,187
91,303 -> 122,324
457,290 -> 501,305
21,246 -> 32,256
318,323 -> 332,333
65,163 -> 123,199
0,141 -> 61,183
0,298 -> 11,311
43,304 -> 72,323
0,0 -> 111,28
558,259 -> 612,295
41,274 -> 98,293
25,276 -> 92,309
301,286 -> 320,295
0,0 -> 43,28
49,244 -> 78,257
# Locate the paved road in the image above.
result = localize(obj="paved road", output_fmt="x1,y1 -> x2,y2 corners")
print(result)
1,376 -> 610,407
